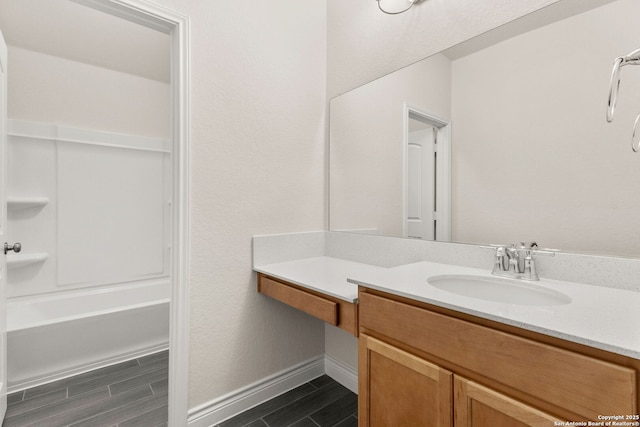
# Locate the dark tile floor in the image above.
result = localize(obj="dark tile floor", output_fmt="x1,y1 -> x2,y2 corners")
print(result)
216,375 -> 358,427
3,350 -> 168,427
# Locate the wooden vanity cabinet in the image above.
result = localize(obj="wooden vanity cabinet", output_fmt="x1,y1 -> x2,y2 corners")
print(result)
257,273 -> 358,336
454,377 -> 561,426
359,333 -> 453,426
358,287 -> 639,426
359,334 -> 560,427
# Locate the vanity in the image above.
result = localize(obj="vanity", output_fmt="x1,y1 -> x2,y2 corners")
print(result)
254,256 -> 370,337
356,277 -> 638,425
253,234 -> 640,426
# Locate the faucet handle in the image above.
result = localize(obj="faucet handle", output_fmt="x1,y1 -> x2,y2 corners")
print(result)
517,241 -> 538,249
521,248 -> 557,280
505,244 -> 519,260
479,244 -> 508,257
530,248 -> 557,257
479,244 -> 506,250
522,250 -> 538,280
492,246 -> 507,274
479,245 -> 509,274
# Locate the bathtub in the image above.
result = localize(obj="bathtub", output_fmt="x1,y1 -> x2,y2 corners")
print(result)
7,279 -> 170,392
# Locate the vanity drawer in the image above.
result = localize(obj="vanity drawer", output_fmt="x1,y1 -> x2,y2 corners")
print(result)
258,274 -> 358,336
359,290 -> 637,418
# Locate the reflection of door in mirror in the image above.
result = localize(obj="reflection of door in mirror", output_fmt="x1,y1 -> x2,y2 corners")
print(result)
407,127 -> 435,240
404,107 -> 451,241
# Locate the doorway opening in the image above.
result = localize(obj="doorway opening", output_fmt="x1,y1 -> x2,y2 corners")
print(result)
0,0 -> 189,425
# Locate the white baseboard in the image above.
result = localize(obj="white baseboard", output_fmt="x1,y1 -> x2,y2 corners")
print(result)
188,356 -> 325,427
324,354 -> 358,395
7,343 -> 169,394
187,354 -> 359,427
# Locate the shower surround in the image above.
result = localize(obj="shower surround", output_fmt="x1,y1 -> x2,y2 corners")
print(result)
6,120 -> 171,391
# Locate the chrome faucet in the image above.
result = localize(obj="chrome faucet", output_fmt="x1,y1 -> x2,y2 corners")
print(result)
489,242 -> 554,281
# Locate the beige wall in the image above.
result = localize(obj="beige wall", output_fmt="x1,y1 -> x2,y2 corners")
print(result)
149,0 -> 327,409
8,46 -> 169,138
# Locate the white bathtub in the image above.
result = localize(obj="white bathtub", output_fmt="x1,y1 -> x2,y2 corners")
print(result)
7,280 -> 170,392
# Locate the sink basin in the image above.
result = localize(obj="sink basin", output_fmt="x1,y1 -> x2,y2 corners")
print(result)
427,275 -> 571,306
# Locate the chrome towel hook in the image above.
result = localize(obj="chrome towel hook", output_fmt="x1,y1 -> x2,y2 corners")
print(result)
632,113 -> 640,153
607,47 -> 640,123
607,57 -> 624,123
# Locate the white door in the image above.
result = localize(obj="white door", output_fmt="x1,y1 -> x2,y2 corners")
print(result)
407,128 -> 435,240
0,28 -> 8,421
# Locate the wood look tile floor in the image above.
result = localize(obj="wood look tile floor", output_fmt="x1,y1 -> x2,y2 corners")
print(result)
216,375 -> 358,427
3,350 -> 168,427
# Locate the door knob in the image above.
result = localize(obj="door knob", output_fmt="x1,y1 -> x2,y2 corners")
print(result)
4,242 -> 21,255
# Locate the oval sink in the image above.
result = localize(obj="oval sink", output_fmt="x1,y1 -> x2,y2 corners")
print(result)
427,275 -> 571,306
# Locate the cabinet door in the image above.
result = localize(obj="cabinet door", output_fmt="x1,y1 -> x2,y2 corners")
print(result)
359,334 -> 453,427
454,377 -> 561,427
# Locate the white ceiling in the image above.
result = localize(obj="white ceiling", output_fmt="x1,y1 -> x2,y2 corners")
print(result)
0,0 -> 170,83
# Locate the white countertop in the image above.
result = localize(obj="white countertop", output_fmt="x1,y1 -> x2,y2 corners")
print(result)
348,260 -> 640,360
254,256 -> 385,303
255,255 -> 640,359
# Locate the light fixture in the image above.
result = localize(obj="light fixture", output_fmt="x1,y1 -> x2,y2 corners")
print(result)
377,0 -> 421,15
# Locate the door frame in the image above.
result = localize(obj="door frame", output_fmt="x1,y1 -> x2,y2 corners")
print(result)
72,1 -> 191,425
0,26 -> 8,423
402,103 -> 451,241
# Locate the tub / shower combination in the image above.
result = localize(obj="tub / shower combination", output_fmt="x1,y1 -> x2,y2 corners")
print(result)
6,120 -> 172,392
7,280 -> 170,392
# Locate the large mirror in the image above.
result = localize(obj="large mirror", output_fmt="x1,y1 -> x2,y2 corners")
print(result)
329,0 -> 640,258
